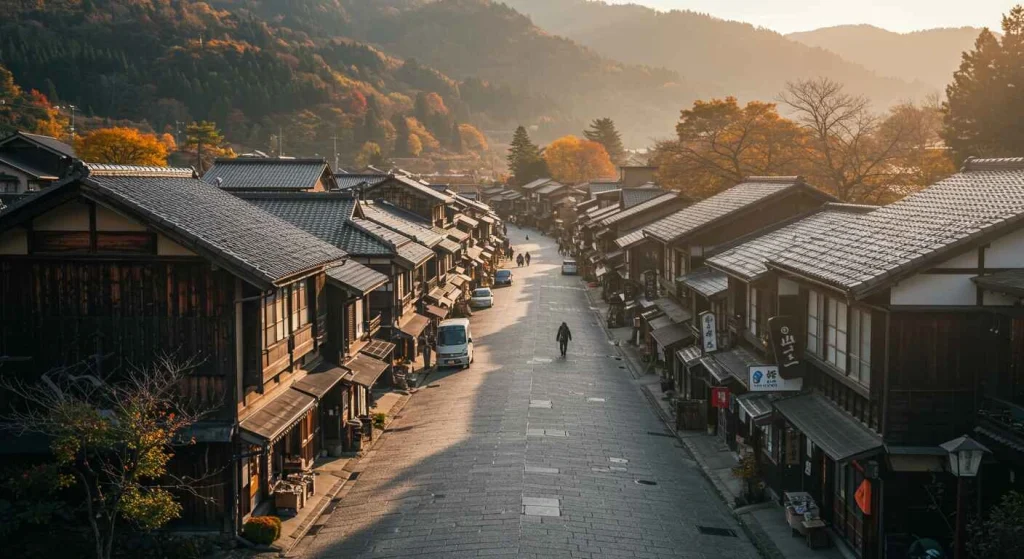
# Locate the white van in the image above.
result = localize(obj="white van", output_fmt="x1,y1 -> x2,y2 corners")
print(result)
436,318 -> 474,368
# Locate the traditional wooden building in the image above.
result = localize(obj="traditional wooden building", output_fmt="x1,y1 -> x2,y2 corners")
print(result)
360,175 -> 452,228
746,158 -> 1024,557
204,157 -> 339,192
0,162 -> 388,533
0,131 -> 75,200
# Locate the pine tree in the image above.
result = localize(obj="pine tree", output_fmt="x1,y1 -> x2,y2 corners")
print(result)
450,121 -> 463,153
583,117 -> 625,165
392,113 -> 412,156
507,125 -> 546,186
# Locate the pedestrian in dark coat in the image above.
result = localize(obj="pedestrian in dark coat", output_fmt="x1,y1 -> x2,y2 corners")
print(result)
556,322 -> 572,357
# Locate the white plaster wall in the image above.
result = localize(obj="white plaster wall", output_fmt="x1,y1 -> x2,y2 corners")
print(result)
156,234 -> 196,256
33,201 -> 90,230
0,229 -> 27,255
935,248 -> 977,268
986,227 -> 1024,267
890,273 -> 977,306
95,205 -> 146,231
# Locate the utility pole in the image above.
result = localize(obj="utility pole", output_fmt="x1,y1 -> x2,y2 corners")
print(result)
331,132 -> 339,171
278,126 -> 283,157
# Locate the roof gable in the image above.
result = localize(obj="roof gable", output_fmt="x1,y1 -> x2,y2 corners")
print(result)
769,159 -> 1024,297
599,192 -> 680,228
0,131 -> 76,158
359,202 -> 444,247
203,158 -> 331,191
364,175 -> 453,203
620,187 -> 667,209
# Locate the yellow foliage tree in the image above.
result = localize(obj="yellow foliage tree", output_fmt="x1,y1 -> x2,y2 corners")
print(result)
543,135 -> 616,184
407,117 -> 440,151
406,134 -> 423,157
75,127 -> 168,166
458,124 -> 488,153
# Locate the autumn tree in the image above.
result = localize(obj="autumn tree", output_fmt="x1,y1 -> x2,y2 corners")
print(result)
652,97 -> 808,198
459,123 -> 488,153
75,127 -> 168,166
0,63 -> 67,139
355,141 -> 386,168
943,6 -> 1024,163
544,135 -> 616,184
392,113 -> 413,157
184,121 -> 228,173
507,125 -> 548,185
450,121 -> 464,153
876,98 -> 956,202
584,117 -> 625,164
781,77 -> 921,202
0,358 -> 217,559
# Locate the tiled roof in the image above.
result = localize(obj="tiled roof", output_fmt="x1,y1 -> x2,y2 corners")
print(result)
537,181 -> 566,196
454,193 -> 492,214
575,198 -> 600,213
351,218 -> 434,266
203,158 -> 329,191
621,187 -> 667,209
444,227 -> 471,243
588,182 -> 622,197
360,203 -> 443,247
326,261 -> 388,295
482,186 -> 505,195
770,159 -> 1024,297
706,205 -> 875,281
643,177 -> 817,243
70,165 -> 345,288
238,193 -> 392,256
678,267 -> 728,298
520,178 -> 553,191
336,173 -> 388,191
599,192 -> 680,227
2,131 -> 75,157
774,393 -> 882,461
0,153 -> 59,179
615,227 -> 648,249
455,214 -> 479,228
367,175 -> 452,203
437,238 -> 462,253
973,270 -> 1024,298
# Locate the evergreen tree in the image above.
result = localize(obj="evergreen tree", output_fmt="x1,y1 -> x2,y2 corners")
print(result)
361,103 -> 387,146
414,92 -> 430,126
450,121 -> 464,153
506,125 -> 547,185
942,7 -> 1024,163
392,113 -> 412,156
583,117 -> 625,165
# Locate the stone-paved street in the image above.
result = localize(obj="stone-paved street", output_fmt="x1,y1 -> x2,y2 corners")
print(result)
292,227 -> 758,559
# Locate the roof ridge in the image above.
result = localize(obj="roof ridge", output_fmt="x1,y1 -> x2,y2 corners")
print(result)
961,157 -> 1024,172
822,202 -> 877,214
213,157 -> 327,164
233,192 -> 356,200
84,162 -> 196,178
743,175 -> 803,184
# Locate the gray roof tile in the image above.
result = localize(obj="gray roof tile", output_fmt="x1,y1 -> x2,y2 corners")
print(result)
678,267 -> 728,298
327,261 -> 388,295
336,173 -> 388,191
351,218 -> 434,266
599,192 -> 680,227
770,159 -> 1024,297
204,158 -> 329,191
360,202 -> 443,247
621,187 -> 668,209
78,165 -> 345,288
973,270 -> 1024,298
643,177 -> 813,243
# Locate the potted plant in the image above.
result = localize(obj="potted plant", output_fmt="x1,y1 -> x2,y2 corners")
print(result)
731,454 -> 766,504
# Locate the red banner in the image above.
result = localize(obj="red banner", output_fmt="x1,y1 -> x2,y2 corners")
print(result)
711,387 -> 730,409
855,479 -> 872,515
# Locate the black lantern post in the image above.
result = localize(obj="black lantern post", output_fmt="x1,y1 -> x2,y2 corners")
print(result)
940,435 -> 990,559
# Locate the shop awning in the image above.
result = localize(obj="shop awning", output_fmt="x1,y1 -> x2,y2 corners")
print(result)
648,315 -> 675,331
651,322 -> 693,349
736,393 -> 777,423
676,345 -> 704,367
678,268 -> 729,299
240,389 -> 316,445
454,266 -> 466,275
588,253 -> 602,264
344,354 -> 389,387
653,297 -> 692,324
774,393 -> 883,462
425,304 -> 449,320
360,339 -> 396,361
699,355 -> 732,383
450,275 -> 467,288
427,286 -> 447,302
398,313 -> 430,338
293,363 -> 352,399
711,345 -> 770,388
595,265 -> 609,278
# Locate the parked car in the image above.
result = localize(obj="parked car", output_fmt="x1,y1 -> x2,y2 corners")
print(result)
469,287 -> 494,308
437,318 -> 473,368
494,269 -> 513,286
561,259 -> 578,275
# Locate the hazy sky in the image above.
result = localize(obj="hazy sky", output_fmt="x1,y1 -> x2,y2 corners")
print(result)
605,0 -> 1018,33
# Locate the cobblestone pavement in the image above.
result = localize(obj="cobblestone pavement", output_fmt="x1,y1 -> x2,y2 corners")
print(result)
292,227 -> 758,559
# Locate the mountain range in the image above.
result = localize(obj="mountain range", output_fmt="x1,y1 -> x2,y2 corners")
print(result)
0,0 -> 990,154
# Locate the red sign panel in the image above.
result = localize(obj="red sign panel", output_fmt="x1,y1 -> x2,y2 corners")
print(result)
711,387 -> 730,409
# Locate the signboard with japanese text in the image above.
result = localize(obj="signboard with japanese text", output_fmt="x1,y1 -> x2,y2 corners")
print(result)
768,315 -> 803,379
711,386 -> 730,409
699,311 -> 718,353
644,270 -> 658,300
749,365 -> 803,392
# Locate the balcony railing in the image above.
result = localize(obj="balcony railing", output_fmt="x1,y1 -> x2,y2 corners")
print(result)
366,314 -> 381,338
978,394 -> 1024,437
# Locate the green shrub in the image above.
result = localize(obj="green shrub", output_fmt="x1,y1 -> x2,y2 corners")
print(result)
373,412 -> 387,429
243,515 -> 281,545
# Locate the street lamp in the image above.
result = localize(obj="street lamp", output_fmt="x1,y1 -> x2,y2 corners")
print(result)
940,435 -> 990,559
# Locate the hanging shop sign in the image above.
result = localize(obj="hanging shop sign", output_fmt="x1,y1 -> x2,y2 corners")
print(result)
711,386 -> 730,409
767,315 -> 803,379
749,365 -> 803,392
699,311 -> 718,353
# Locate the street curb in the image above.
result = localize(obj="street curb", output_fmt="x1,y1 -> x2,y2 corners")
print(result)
582,284 -> 780,559
279,391 -> 414,557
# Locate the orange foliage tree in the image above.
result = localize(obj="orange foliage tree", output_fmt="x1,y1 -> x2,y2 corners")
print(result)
75,127 -> 168,166
543,135 -> 616,184
458,123 -> 488,153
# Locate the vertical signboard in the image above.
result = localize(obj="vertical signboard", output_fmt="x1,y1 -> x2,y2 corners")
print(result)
767,315 -> 803,379
699,311 -> 718,353
711,386 -> 730,409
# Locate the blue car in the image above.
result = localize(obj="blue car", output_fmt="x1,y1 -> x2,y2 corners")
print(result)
494,269 -> 513,286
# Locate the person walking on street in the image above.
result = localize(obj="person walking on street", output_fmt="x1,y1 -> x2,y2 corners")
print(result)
509,246 -> 515,260
556,322 -> 572,357
525,252 -> 531,266
516,254 -> 524,267
420,333 -> 433,370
